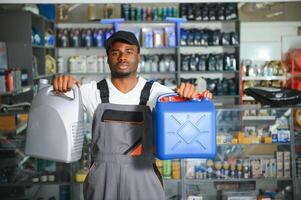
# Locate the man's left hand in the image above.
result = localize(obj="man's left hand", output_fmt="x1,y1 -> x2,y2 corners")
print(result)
176,82 -> 198,99
176,82 -> 213,100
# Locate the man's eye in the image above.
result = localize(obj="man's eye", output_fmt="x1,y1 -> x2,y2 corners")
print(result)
127,51 -> 133,54
111,52 -> 118,56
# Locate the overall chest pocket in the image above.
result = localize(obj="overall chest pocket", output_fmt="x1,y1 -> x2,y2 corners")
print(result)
102,109 -> 145,155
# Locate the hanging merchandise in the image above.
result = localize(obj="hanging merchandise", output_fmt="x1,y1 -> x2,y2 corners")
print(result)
154,93 -> 216,160
45,55 -> 56,74
25,79 -> 84,163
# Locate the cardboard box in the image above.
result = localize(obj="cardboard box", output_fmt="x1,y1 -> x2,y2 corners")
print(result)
0,115 -> 16,132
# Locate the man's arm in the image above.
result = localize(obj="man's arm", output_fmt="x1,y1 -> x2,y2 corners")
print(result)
176,82 -> 212,99
53,75 -> 81,92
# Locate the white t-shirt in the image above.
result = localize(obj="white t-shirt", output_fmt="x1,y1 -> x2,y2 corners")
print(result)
80,76 -> 173,120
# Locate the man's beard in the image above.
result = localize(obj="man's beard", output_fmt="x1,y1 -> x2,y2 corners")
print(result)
111,70 -> 132,78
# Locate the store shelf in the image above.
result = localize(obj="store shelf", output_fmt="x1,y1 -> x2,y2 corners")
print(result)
57,22 -> 112,29
32,44 -> 55,49
69,72 -> 110,76
0,85 -> 32,96
242,76 -> 287,81
180,45 -> 239,48
185,177 -> 292,183
214,95 -> 240,99
217,143 -> 290,147
0,181 -> 71,187
185,19 -> 239,24
180,71 -> 238,74
139,72 -> 176,75
163,179 -> 181,184
0,122 -> 27,135
33,73 -> 56,80
140,47 -> 176,54
57,21 -> 176,28
0,153 -> 24,168
242,116 -> 276,121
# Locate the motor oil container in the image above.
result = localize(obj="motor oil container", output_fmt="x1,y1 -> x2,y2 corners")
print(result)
25,79 -> 84,163
154,93 -> 216,160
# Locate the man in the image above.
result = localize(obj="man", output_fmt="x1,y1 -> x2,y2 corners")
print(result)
53,31 -> 208,200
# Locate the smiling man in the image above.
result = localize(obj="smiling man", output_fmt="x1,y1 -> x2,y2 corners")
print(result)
53,30 -> 202,200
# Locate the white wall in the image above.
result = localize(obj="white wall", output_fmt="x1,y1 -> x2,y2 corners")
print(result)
240,22 -> 301,61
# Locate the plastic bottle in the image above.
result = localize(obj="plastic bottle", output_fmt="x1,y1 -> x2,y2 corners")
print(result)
6,69 -> 14,92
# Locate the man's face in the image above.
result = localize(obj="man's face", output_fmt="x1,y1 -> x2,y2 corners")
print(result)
107,41 -> 140,78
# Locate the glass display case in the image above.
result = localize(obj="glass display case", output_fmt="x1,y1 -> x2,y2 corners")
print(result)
159,106 -> 298,200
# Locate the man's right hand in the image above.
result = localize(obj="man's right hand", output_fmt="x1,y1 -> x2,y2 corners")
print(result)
53,75 -> 81,93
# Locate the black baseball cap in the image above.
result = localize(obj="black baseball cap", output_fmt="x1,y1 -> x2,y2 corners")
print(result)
105,30 -> 140,54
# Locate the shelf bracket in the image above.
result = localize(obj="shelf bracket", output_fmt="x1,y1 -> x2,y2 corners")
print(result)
165,17 -> 186,47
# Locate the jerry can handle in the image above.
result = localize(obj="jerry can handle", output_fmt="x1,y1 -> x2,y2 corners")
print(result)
157,92 -> 208,103
46,85 -> 79,101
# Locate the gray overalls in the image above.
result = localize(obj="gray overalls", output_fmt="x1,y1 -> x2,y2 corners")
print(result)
83,79 -> 165,200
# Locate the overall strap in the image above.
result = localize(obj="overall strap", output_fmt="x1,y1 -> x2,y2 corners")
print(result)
139,80 -> 154,105
97,79 -> 109,103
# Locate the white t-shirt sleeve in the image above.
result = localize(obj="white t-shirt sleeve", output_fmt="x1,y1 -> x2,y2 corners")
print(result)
148,82 -> 174,110
79,81 -> 100,120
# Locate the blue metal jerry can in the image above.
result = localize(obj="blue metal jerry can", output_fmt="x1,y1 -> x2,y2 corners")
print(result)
154,93 -> 216,160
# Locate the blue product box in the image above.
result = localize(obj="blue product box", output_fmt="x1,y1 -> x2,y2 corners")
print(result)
154,93 -> 216,160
